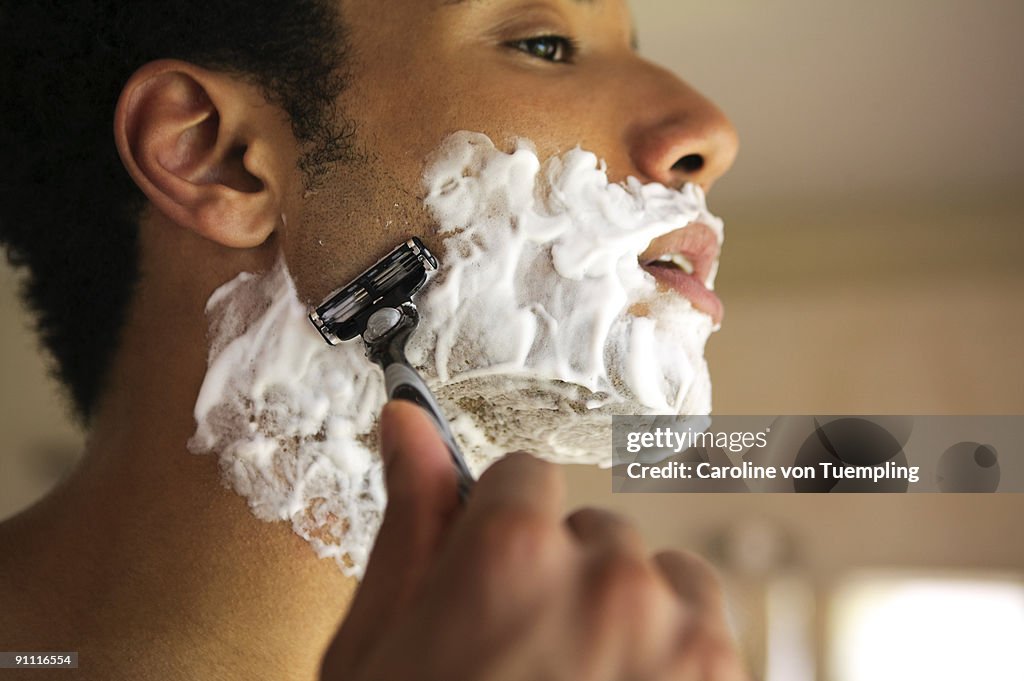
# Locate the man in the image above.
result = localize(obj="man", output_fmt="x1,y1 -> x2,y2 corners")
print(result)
0,0 -> 742,678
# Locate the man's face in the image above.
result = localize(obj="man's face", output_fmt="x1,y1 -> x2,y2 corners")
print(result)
185,0 -> 738,572
282,0 -> 738,302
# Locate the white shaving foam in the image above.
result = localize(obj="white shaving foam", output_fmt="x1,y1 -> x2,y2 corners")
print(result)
412,132 -> 722,461
189,263 -> 386,574
189,131 -> 724,576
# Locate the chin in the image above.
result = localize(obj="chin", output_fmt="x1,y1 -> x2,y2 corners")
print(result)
431,350 -> 714,472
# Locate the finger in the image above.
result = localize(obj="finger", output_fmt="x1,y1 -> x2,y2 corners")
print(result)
375,399 -> 463,578
654,551 -> 750,680
653,550 -> 726,629
323,400 -> 460,673
562,511 -> 689,681
431,452 -> 565,596
566,507 -> 647,556
659,633 -> 751,681
465,450 -> 565,522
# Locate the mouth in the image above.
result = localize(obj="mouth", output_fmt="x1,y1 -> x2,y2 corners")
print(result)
638,222 -> 723,325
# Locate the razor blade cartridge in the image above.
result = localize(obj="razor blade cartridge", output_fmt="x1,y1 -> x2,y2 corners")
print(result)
310,237 -> 438,345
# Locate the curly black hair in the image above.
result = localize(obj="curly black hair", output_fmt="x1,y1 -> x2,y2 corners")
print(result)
0,0 -> 354,422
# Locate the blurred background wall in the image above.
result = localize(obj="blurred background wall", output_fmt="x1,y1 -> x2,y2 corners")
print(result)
2,0 -> 1022,679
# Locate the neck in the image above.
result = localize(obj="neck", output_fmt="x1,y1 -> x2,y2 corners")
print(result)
0,218 -> 356,681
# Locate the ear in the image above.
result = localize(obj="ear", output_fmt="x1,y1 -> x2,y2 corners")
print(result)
114,60 -> 294,248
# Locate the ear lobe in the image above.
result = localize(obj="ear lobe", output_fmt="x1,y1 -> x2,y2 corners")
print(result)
114,60 -> 284,249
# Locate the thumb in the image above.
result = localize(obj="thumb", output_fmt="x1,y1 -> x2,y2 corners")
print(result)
377,399 -> 462,559
322,400 -> 460,675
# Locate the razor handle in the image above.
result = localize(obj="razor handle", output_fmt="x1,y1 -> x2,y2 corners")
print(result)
365,306 -> 475,501
383,363 -> 475,501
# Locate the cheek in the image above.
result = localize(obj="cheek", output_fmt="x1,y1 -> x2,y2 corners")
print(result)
353,59 -> 619,166
282,161 -> 433,305
282,64 -> 633,307
431,82 -> 630,171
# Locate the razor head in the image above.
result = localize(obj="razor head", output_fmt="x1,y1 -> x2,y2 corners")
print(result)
310,237 -> 438,345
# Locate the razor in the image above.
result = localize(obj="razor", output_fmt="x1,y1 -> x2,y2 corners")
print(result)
309,237 -> 474,500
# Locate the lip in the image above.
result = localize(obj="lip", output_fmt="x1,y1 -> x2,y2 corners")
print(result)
638,222 -> 724,325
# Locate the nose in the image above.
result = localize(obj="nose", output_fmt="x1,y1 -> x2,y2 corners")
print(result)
627,67 -> 739,192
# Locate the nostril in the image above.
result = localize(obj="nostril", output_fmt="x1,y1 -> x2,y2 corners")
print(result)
672,153 -> 705,174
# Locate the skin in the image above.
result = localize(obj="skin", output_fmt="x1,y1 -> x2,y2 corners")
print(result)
0,0 -> 739,679
288,0 -> 737,303
323,401 -> 749,681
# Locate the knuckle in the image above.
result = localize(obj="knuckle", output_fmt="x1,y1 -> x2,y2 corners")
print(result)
531,455 -> 562,484
485,449 -> 537,474
658,549 -> 724,601
484,450 -> 562,489
569,506 -> 632,532
566,508 -> 648,559
661,548 -> 716,576
591,552 -> 664,616
469,505 -> 557,569
704,640 -> 748,680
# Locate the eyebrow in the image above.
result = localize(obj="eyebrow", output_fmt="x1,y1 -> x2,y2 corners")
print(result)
443,0 -> 600,7
441,0 -> 638,49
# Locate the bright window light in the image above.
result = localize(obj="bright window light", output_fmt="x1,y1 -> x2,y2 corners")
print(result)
829,573 -> 1024,681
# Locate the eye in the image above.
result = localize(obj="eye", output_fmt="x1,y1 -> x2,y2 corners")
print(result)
509,35 -> 577,63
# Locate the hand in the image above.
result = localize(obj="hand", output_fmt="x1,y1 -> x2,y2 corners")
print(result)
321,400 -> 749,681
